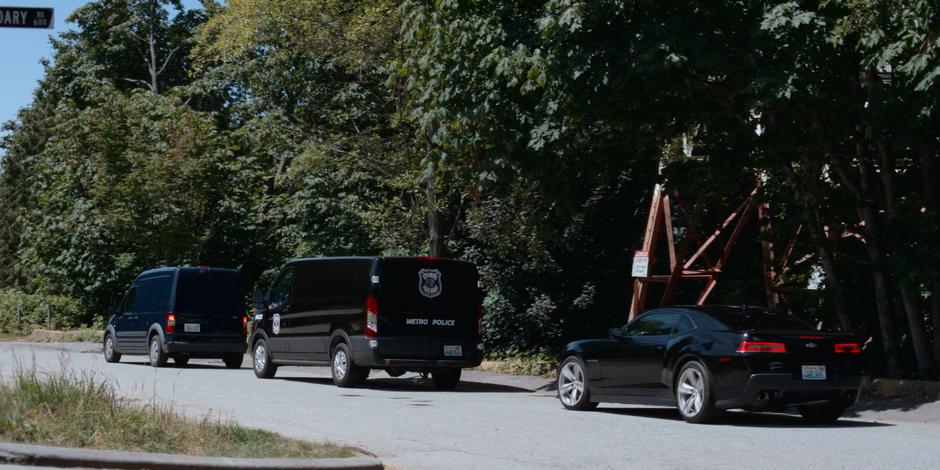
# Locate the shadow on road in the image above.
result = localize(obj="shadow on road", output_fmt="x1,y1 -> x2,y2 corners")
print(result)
282,376 -> 533,393
116,360 -> 238,370
845,396 -> 940,417
594,406 -> 893,428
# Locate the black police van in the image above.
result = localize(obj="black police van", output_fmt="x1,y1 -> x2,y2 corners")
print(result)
103,267 -> 248,368
250,257 -> 484,389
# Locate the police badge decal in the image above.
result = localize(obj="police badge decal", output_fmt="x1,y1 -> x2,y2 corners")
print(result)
418,268 -> 443,298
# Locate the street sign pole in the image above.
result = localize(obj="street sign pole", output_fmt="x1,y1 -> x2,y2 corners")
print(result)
0,7 -> 54,29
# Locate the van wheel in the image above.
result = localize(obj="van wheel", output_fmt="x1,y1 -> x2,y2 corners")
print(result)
431,369 -> 462,390
149,335 -> 168,368
253,339 -> 277,378
223,354 -> 243,369
173,355 -> 189,367
103,334 -> 121,363
331,343 -> 367,387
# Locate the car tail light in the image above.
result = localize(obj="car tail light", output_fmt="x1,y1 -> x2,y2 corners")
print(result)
166,313 -> 176,334
242,315 -> 248,335
736,341 -> 787,353
365,294 -> 379,338
835,342 -> 862,354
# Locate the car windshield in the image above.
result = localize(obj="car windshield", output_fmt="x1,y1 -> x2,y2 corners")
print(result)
702,307 -> 816,331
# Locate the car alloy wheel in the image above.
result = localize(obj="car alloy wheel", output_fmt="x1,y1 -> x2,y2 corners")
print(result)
677,367 -> 705,417
105,336 -> 115,359
333,348 -> 348,381
559,361 -> 585,407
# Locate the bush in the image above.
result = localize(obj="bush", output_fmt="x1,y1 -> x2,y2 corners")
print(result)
0,289 -> 87,335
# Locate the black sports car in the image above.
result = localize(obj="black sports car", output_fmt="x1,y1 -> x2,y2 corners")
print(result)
557,306 -> 863,423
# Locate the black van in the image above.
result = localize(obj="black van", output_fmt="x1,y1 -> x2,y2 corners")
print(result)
249,257 -> 484,389
103,267 -> 247,368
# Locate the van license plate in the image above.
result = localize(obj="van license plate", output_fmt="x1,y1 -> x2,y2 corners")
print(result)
801,365 -> 826,380
184,323 -> 200,333
444,345 -> 462,357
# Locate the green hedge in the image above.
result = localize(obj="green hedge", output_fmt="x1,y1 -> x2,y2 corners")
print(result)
0,289 -> 86,335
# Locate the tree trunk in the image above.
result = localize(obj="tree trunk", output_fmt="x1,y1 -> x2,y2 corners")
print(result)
857,155 -> 902,377
425,170 -> 446,257
918,133 -> 939,371
810,221 -> 852,331
932,285 -> 940,370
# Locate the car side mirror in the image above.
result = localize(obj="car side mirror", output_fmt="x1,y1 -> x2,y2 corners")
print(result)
108,305 -> 118,317
609,327 -> 625,338
252,288 -> 266,309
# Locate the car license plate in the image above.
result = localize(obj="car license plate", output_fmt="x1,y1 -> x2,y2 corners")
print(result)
184,323 -> 200,333
444,345 -> 462,357
802,365 -> 826,380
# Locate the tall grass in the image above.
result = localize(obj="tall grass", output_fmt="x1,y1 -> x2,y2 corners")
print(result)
0,368 -> 354,458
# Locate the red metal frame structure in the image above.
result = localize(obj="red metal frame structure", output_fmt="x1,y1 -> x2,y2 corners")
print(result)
628,184 -> 759,320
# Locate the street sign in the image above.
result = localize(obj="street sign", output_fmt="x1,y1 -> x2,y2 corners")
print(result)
631,251 -> 649,278
0,7 -> 53,29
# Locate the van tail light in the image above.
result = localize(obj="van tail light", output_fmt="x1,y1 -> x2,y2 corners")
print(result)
365,294 -> 379,338
835,342 -> 862,354
736,341 -> 786,353
242,315 -> 248,336
476,303 -> 483,340
166,313 -> 176,334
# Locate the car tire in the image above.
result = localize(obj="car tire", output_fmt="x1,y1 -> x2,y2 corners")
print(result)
223,354 -> 243,369
148,335 -> 168,368
798,402 -> 846,423
331,343 -> 367,387
173,355 -> 189,367
557,356 -> 598,411
103,333 -> 121,363
431,369 -> 462,390
675,360 -> 717,423
252,339 -> 277,379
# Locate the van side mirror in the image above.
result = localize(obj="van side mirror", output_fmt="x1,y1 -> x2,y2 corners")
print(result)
108,305 -> 118,317
609,327 -> 624,338
252,288 -> 266,308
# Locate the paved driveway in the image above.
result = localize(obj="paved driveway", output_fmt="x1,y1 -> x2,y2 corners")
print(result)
2,342 -> 939,469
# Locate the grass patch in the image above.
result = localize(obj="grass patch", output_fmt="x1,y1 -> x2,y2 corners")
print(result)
476,348 -> 558,377
0,328 -> 103,343
0,368 -> 355,459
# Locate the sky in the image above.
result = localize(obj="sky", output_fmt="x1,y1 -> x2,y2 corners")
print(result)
0,0 -> 202,130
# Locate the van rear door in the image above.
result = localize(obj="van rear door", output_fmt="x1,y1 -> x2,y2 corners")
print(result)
377,258 -> 481,341
172,269 -> 244,339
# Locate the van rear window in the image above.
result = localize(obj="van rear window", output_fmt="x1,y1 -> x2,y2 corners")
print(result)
174,270 -> 243,316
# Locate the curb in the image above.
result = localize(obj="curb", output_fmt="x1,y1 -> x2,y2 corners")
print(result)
0,443 -> 383,470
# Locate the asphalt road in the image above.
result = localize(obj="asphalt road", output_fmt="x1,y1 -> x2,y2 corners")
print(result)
3,342 -> 940,469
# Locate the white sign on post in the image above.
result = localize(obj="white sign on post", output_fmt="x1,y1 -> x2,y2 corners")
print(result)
631,251 -> 649,278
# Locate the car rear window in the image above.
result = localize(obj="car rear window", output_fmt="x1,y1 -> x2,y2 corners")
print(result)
703,307 -> 815,331
174,269 -> 243,317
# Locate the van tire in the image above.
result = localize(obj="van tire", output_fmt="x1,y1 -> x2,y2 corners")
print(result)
149,335 -> 168,368
331,343 -> 367,387
253,339 -> 277,378
431,369 -> 462,390
173,355 -> 189,367
223,354 -> 243,369
104,333 -> 121,363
